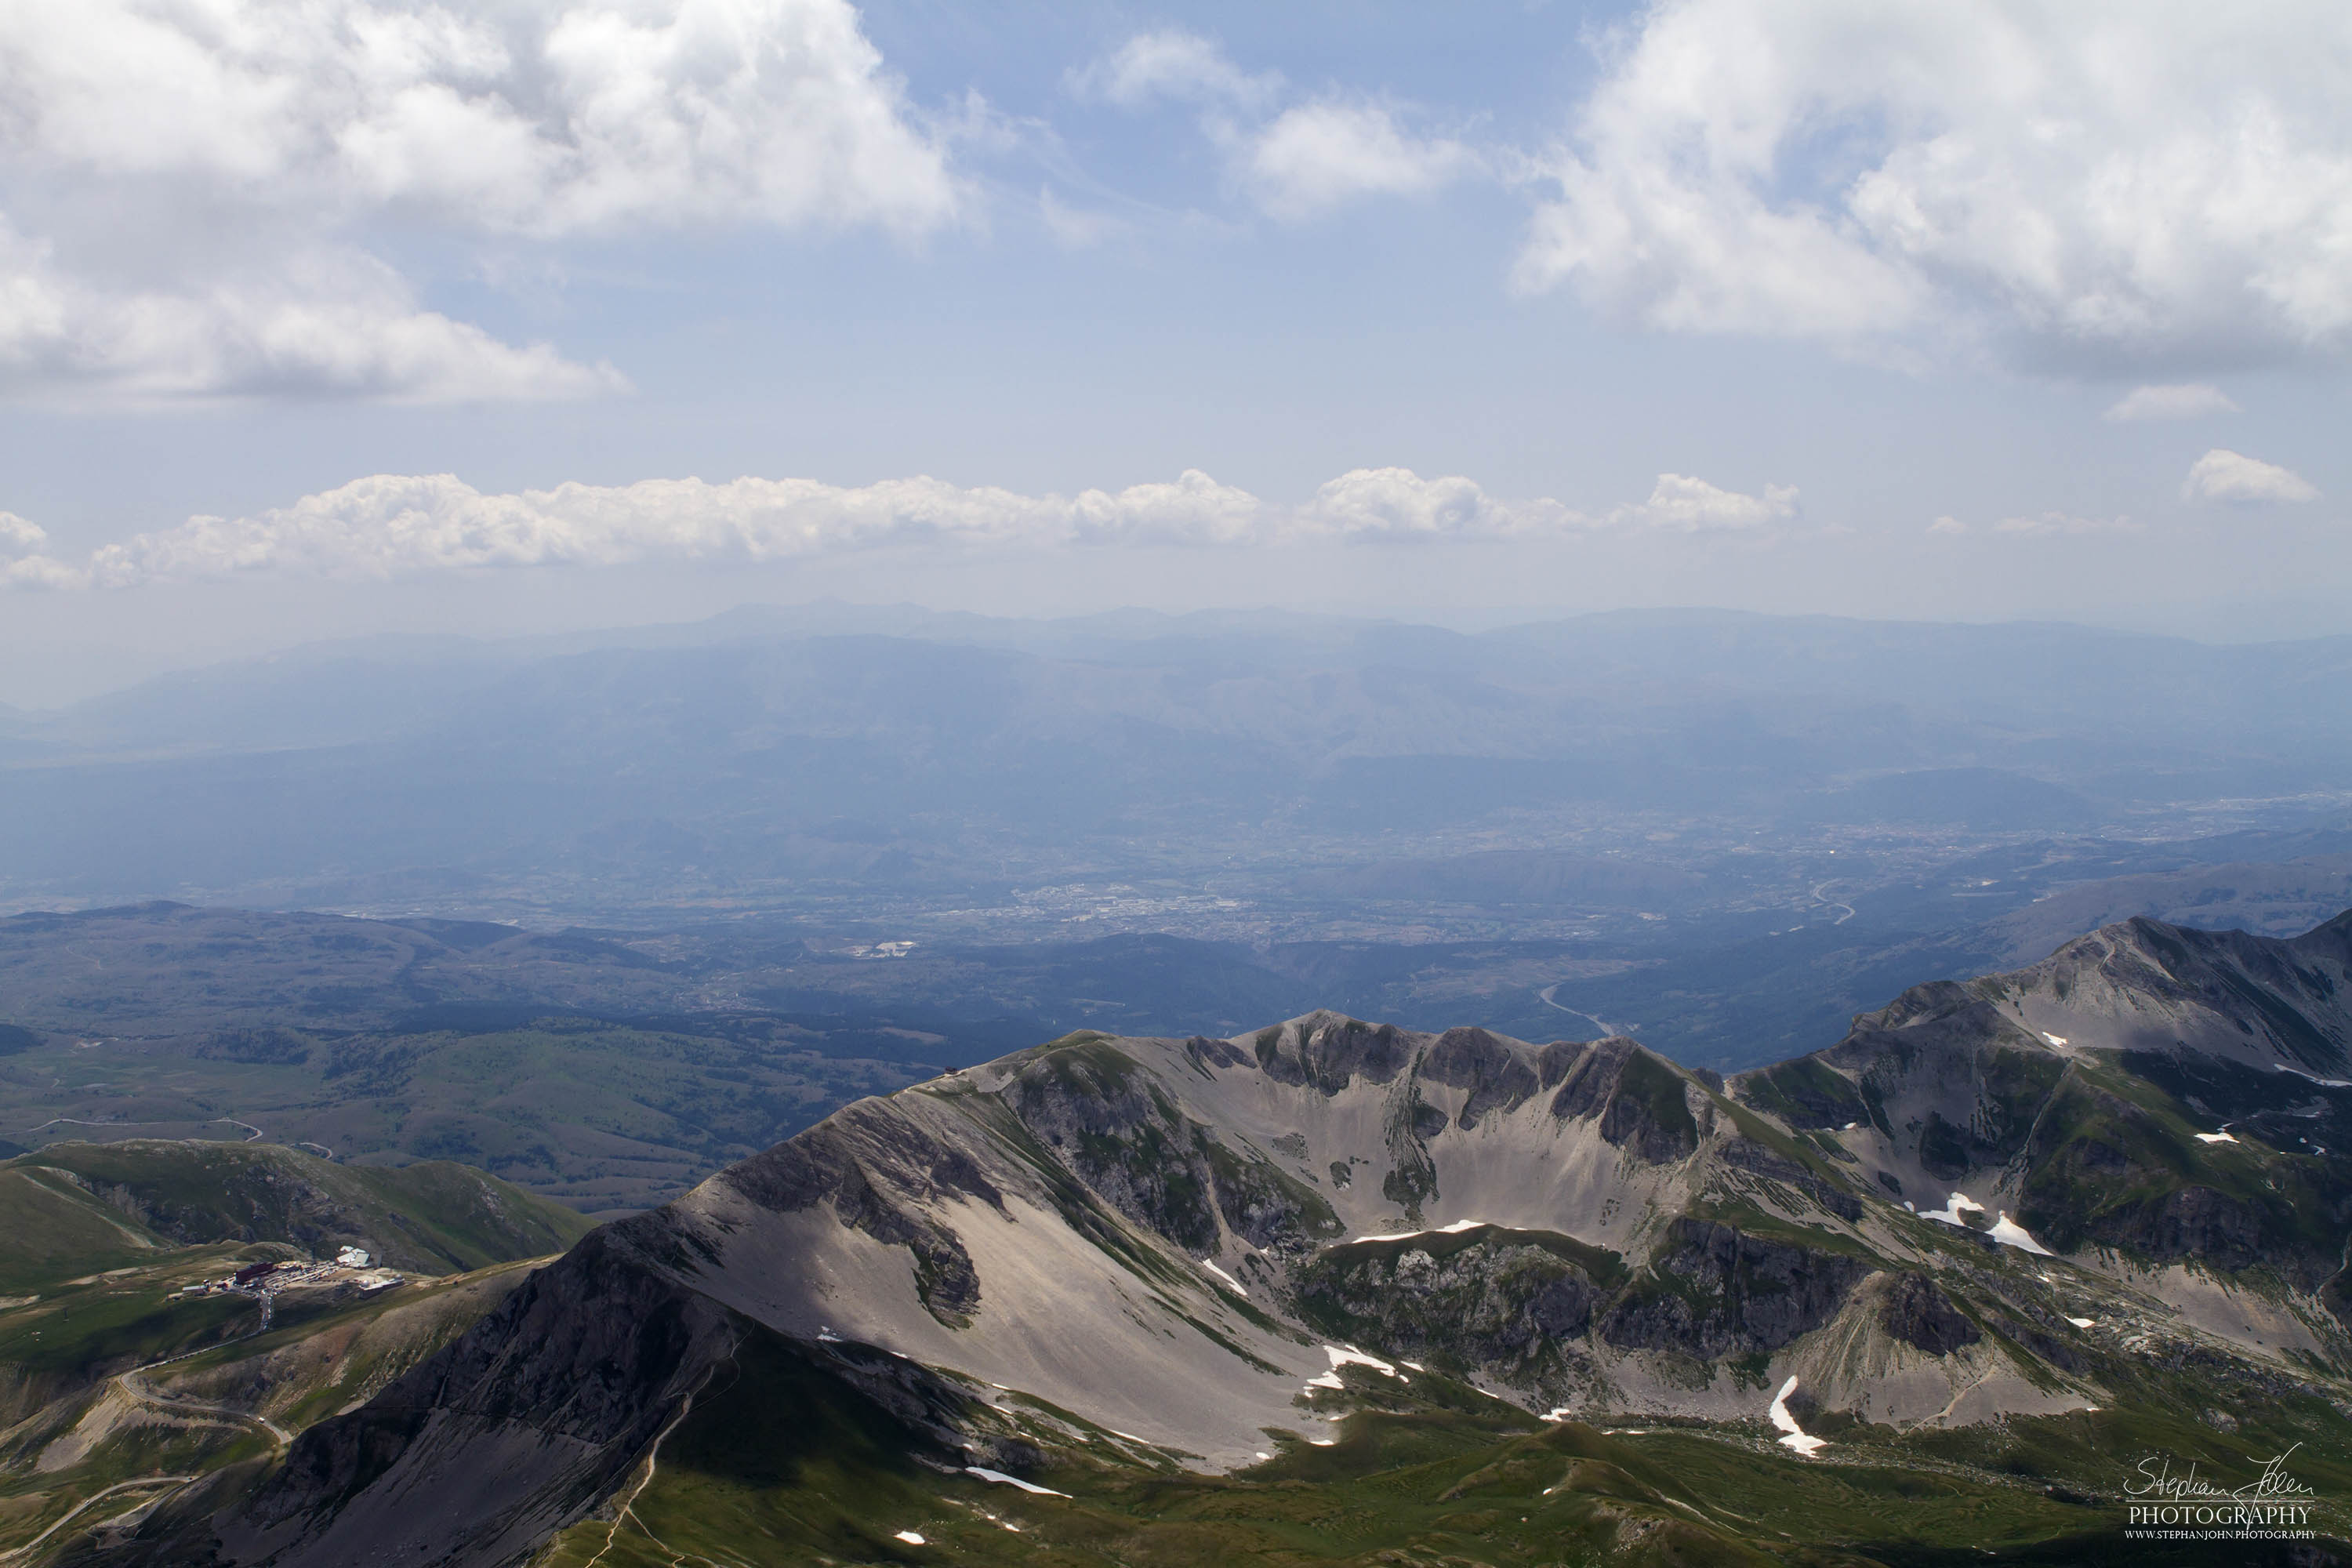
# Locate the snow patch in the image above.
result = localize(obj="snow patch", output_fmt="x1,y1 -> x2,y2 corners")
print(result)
1327,1345 -> 1398,1377
2042,1033 -> 2069,1047
2067,1316 -> 2096,1328
1918,1192 -> 2055,1254
1200,1258 -> 1247,1294
893,1530 -> 926,1544
1539,1406 -> 1574,1424
1769,1376 -> 1826,1457
1350,1218 -> 1495,1243
1918,1192 -> 1984,1226
1306,1344 -> 1400,1392
2195,1131 -> 2238,1145
2276,1064 -> 2352,1089
1987,1214 -> 2055,1255
966,1468 -> 1068,1497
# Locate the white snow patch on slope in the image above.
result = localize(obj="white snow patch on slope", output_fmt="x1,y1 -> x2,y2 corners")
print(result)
1200,1259 -> 1247,1294
1307,1345 -> 1400,1390
1987,1214 -> 2055,1255
1918,1192 -> 1985,1226
2067,1316 -> 2096,1328
966,1467 -> 1069,1497
2277,1064 -> 2352,1089
1918,1192 -> 2054,1254
2042,1033 -> 2069,1047
1352,1218 -> 1494,1243
893,1530 -> 926,1544
2195,1131 -> 2238,1145
1769,1376 -> 1825,1456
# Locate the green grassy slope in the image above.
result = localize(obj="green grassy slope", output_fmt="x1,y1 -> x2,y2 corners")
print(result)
0,1167 -> 168,1294
535,1328 -> 2350,1568
6,1141 -> 593,1277
0,1019 -> 927,1216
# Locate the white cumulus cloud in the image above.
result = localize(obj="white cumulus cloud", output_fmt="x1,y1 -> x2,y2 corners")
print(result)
1516,0 -> 2352,369
1303,468 -> 1570,540
0,0 -> 959,400
1245,102 -> 1477,220
1069,30 -> 1279,112
0,227 -> 620,401
1079,31 -> 1475,220
1611,474 -> 1799,532
2182,448 -> 2320,505
0,465 -> 1802,588
2103,383 -> 2240,422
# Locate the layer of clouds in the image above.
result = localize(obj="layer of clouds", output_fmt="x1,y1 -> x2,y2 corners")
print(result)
1516,0 -> 2352,370
2104,383 -> 2240,422
0,466 -> 1804,588
0,0 -> 957,400
2182,449 -> 2321,505
1075,31 -> 1477,221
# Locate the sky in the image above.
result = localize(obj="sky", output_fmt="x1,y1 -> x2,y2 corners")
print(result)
2,0 -> 2349,705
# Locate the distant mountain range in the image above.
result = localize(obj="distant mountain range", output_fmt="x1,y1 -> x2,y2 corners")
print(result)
60,906 -> 2352,1566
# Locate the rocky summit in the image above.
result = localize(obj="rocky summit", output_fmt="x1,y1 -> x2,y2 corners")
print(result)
97,910 -> 2352,1566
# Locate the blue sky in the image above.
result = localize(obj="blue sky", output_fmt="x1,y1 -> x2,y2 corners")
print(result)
1,0 -> 2347,702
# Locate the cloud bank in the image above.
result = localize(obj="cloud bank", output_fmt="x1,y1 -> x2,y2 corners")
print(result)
0,466 -> 1803,589
0,0 -> 957,401
1516,0 -> 2352,370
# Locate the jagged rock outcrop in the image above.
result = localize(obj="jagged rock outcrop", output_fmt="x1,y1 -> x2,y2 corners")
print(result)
1599,1219 -> 1871,1359
1877,1271 -> 1981,1356
1294,1225 -> 1624,1398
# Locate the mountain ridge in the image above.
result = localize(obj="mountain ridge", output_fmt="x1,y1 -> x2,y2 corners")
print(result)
89,906 -> 2352,1566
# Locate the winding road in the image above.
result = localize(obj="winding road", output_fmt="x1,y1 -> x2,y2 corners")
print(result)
0,1318 -> 289,1563
24,1116 -> 266,1142
118,1370 -> 292,1450
0,1476 -> 194,1563
1536,985 -> 1625,1039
